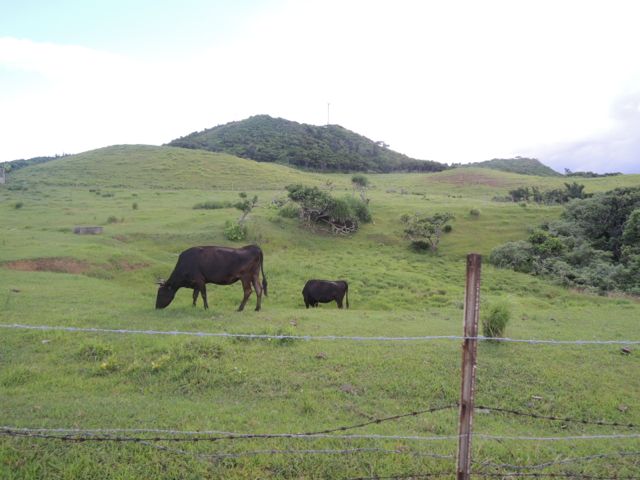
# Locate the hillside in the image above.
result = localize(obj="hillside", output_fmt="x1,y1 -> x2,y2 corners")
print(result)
7,145 -> 336,190
2,146 -> 640,478
467,157 -> 561,176
167,115 -> 448,173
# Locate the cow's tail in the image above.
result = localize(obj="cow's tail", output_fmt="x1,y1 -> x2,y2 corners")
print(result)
345,282 -> 349,309
260,249 -> 268,296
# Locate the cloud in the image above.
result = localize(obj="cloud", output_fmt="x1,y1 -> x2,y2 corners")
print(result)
529,92 -> 640,174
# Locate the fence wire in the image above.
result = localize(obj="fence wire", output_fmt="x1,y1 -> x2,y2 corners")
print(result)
475,405 -> 638,429
2,323 -> 639,345
475,450 -> 640,472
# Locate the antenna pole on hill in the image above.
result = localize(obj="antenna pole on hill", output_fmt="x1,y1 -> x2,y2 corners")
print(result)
327,102 -> 330,126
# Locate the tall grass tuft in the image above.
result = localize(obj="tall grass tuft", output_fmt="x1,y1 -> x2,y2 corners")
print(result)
482,302 -> 510,338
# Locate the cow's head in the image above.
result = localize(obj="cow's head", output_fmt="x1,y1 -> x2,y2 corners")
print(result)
155,281 -> 176,309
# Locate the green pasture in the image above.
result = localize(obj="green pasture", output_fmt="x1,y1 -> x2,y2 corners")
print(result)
1,146 -> 639,478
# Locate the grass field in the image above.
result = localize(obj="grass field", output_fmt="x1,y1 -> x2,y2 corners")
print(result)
1,146 -> 639,478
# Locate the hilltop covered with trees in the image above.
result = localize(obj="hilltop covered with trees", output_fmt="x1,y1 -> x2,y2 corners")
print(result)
464,157 -> 561,177
167,115 -> 448,173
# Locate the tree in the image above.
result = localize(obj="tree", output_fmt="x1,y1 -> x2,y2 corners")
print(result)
563,181 -> 586,200
622,208 -> 640,257
509,187 -> 530,202
400,212 -> 454,252
234,192 -> 258,225
351,174 -> 369,203
285,184 -> 371,235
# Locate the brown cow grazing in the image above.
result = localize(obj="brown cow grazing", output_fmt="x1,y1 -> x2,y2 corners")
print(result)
302,280 -> 349,309
156,245 -> 267,311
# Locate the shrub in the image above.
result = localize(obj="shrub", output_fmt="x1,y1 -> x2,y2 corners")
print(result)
400,212 -> 454,252
489,240 -> 534,273
443,224 -> 453,233
278,203 -> 300,219
193,200 -> 233,210
14,202 -> 23,209
106,215 -> 119,224
482,303 -> 510,338
469,208 -> 480,217
223,221 -> 247,241
132,202 -> 138,210
285,184 -> 371,235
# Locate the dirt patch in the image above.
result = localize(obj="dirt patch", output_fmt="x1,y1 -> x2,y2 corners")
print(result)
109,260 -> 149,271
4,258 -> 92,274
431,171 -> 513,188
3,258 -> 149,275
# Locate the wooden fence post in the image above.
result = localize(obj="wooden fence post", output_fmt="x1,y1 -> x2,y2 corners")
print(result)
456,253 -> 482,480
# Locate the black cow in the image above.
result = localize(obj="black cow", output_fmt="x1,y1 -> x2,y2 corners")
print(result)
156,245 -> 267,311
302,280 -> 349,309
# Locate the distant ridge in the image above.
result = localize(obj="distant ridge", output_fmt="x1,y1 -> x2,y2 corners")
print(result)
166,115 -> 448,173
467,157 -> 561,177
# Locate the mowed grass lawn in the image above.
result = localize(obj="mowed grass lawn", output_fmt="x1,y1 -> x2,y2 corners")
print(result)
1,146 -> 639,478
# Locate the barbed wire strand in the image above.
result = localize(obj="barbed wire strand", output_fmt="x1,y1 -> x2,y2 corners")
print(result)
3,428 -> 640,443
2,403 -> 636,437
2,323 -> 639,345
0,404 -> 456,440
472,474 -> 640,479
348,474 -> 454,480
475,450 -> 640,471
352,473 -> 640,480
475,405 -> 638,429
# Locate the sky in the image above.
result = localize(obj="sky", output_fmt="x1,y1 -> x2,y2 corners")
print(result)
1,0 -> 640,173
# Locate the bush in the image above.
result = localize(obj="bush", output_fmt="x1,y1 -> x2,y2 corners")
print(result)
285,184 -> 372,234
278,203 -> 300,219
482,303 -> 510,338
106,216 -> 119,224
132,202 -> 138,210
489,241 -> 534,273
193,200 -> 233,210
443,224 -> 453,233
14,202 -> 23,209
223,221 -> 247,241
400,212 -> 454,252
469,208 -> 480,217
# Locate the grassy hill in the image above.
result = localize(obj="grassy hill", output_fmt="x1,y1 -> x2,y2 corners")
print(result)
1,145 -> 640,478
8,144 -> 337,190
167,115 -> 449,173
466,157 -> 561,176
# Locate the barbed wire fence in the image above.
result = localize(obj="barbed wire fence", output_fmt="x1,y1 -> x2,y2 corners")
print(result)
1,255 -> 639,478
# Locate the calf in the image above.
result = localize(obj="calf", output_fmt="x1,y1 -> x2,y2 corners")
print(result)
302,280 -> 349,309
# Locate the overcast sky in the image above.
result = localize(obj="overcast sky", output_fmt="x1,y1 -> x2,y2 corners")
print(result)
1,0 -> 639,173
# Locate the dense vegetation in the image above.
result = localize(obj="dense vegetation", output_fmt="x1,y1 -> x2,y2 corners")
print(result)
564,168 -> 622,178
490,186 -> 640,294
502,181 -> 589,204
284,184 -> 371,235
1,145 -> 639,478
167,115 -> 448,173
1,154 -> 70,172
465,157 -> 561,177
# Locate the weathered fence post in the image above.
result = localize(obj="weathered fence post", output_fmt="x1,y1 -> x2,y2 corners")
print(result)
456,253 -> 482,480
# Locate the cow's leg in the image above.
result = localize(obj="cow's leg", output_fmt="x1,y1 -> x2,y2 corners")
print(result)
192,289 -> 199,307
199,283 -> 208,310
337,297 -> 344,309
251,274 -> 263,311
237,278 -> 253,312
